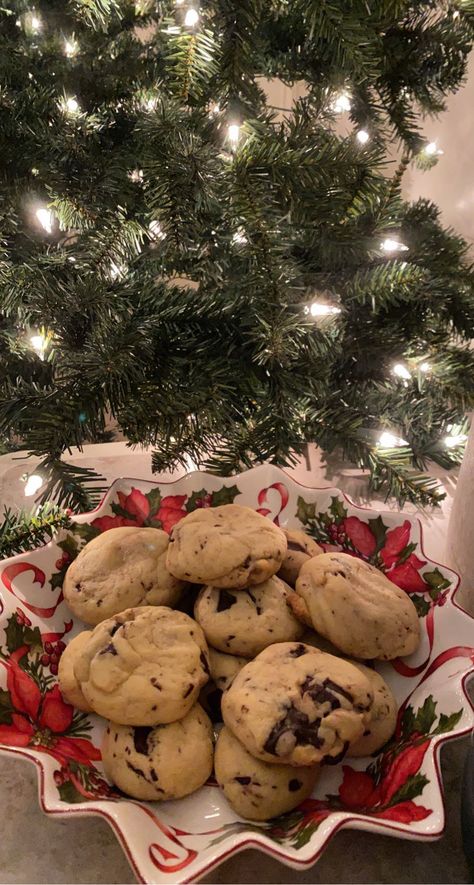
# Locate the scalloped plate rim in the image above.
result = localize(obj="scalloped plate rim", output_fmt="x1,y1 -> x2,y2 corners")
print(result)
0,463 -> 473,885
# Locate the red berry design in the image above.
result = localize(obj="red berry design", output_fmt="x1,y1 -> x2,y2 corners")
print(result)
50,662 -> 58,675
56,641 -> 66,652
50,652 -> 59,665
40,653 -> 50,666
44,641 -> 53,654
54,559 -> 63,570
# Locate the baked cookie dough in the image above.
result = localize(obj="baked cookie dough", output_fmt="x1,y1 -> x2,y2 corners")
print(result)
215,726 -> 319,821
102,704 -> 213,800
208,648 -> 248,691
63,526 -> 185,625
296,552 -> 420,660
194,577 -> 303,657
74,606 -> 210,725
347,664 -> 397,756
278,529 -> 323,586
166,504 -> 287,588
222,642 -> 373,766
58,631 -> 93,712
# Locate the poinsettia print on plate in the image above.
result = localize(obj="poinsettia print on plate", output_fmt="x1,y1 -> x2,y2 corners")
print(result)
0,464 -> 472,885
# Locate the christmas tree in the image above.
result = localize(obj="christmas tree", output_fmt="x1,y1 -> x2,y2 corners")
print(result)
1,0 -> 474,550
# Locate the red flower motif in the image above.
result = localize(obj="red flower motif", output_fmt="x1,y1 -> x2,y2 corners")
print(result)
343,517 -> 377,557
92,488 -> 150,531
380,520 -> 412,569
338,740 -> 431,823
154,495 -> 187,534
387,553 -> 428,593
0,656 -> 100,766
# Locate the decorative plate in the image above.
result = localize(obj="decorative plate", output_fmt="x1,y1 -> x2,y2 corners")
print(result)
0,465 -> 473,884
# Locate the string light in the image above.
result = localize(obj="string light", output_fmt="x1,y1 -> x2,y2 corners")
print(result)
129,168 -> 144,182
149,220 -> 166,241
424,141 -> 443,157
64,38 -> 78,58
30,332 -> 47,358
232,228 -> 247,245
419,361 -> 431,373
445,433 -> 467,448
333,92 -> 351,113
377,431 -> 408,448
356,130 -> 370,144
381,238 -> 409,253
227,123 -> 240,146
209,102 -> 220,116
35,206 -> 54,234
184,8 -> 199,27
308,303 -> 341,317
24,474 -> 44,497
61,96 -> 80,115
392,363 -> 411,380
30,14 -> 42,33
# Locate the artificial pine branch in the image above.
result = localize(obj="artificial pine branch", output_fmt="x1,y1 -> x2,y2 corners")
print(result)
0,504 -> 71,559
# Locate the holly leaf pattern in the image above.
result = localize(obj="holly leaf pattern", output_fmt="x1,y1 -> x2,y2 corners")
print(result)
423,568 -> 451,595
296,496 -> 316,524
413,696 -> 437,735
396,542 -> 418,564
57,780 -> 87,804
4,614 -> 25,654
71,523 -> 101,543
388,772 -> 429,806
401,705 -> 416,740
50,571 -> 65,590
111,502 -> 135,519
57,535 -> 79,559
211,485 -> 240,507
434,709 -> 463,735
186,489 -> 209,512
329,496 -> 347,522
145,487 -> 162,518
367,516 -> 387,552
411,594 -> 431,618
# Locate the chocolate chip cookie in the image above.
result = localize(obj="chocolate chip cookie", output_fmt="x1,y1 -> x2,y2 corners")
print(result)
194,576 -> 303,657
63,526 -> 185,625
222,642 -> 373,766
74,606 -> 210,725
347,663 -> 397,756
102,704 -> 213,800
58,631 -> 93,712
296,552 -> 420,660
215,726 -> 319,821
208,648 -> 248,691
166,504 -> 287,588
278,529 -> 323,586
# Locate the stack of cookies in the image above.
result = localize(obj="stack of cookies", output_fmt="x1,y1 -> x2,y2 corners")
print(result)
58,502 -> 420,820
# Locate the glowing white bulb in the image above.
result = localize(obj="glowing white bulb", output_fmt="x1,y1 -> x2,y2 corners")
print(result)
129,168 -> 144,182
333,92 -> 351,113
424,141 -> 443,157
31,15 -> 42,33
209,102 -> 220,116
149,220 -> 165,241
35,207 -> 54,234
232,228 -> 247,245
24,474 -> 44,497
356,129 -> 370,144
309,303 -> 341,317
184,8 -> 199,26
144,95 -> 157,111
445,433 -> 467,448
64,39 -> 78,58
381,238 -> 409,253
227,123 -> 240,145
378,431 -> 408,448
64,96 -> 79,114
419,361 -> 431,373
392,363 -> 411,380
30,333 -> 47,358
453,10 -> 460,20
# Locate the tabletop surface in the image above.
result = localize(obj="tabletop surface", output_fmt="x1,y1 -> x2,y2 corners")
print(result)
0,443 -> 471,884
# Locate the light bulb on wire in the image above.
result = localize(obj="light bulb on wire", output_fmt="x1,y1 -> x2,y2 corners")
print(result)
392,363 -> 411,381
333,92 -> 351,113
61,96 -> 80,115
227,123 -> 240,147
35,206 -> 54,234
31,14 -> 42,33
356,129 -> 370,144
24,473 -> 44,497
419,361 -> 431,373
377,431 -> 408,448
30,332 -> 47,358
381,238 -> 409,253
424,141 -> 443,157
445,433 -> 467,448
184,8 -> 199,27
64,38 -> 78,58
309,303 -> 341,318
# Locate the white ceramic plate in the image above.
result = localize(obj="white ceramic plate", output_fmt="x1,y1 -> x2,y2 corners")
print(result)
0,465 -> 472,884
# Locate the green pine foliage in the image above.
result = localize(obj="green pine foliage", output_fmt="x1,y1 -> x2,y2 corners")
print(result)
0,0 -> 473,517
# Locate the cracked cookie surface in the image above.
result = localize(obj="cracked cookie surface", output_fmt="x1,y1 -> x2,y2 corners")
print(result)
222,641 -> 373,766
63,526 -> 185,625
194,576 -> 303,657
74,606 -> 209,724
102,704 -> 213,800
166,504 -> 287,588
